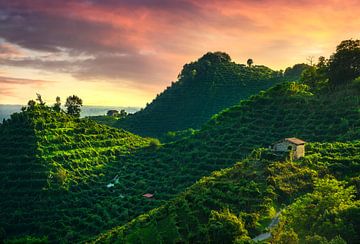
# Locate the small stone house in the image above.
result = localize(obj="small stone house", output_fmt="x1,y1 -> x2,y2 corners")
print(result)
272,137 -> 306,159
107,110 -> 119,116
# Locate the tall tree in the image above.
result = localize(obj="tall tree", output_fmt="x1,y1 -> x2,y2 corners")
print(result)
36,93 -> 45,106
247,58 -> 253,67
65,95 -> 83,117
53,96 -> 61,112
328,39 -> 360,85
27,100 -> 36,109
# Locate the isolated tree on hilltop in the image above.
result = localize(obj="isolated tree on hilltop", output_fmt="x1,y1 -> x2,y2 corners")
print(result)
53,96 -> 61,112
328,39 -> 360,85
65,95 -> 83,117
36,93 -> 45,106
27,100 -> 36,110
247,58 -> 253,67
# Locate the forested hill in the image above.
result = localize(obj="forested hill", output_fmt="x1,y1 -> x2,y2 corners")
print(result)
107,52 -> 286,137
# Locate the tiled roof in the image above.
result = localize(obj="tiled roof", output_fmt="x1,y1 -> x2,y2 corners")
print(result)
285,137 -> 306,145
143,193 -> 154,198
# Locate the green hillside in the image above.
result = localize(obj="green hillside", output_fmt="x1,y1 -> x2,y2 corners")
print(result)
1,78 -> 359,243
95,52 -> 285,137
92,141 -> 360,243
0,106 -> 156,242
88,76 -> 359,242
2,40 -> 359,243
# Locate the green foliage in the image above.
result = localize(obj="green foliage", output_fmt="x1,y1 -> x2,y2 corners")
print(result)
0,106 -> 153,242
5,236 -> 48,244
328,39 -> 360,85
276,178 -> 359,242
305,235 -> 347,244
65,95 -> 83,117
161,128 -> 197,143
89,115 -> 119,127
273,228 -> 299,244
148,138 -> 161,149
207,209 -> 249,243
94,139 -> 360,243
53,96 -> 61,112
284,63 -> 311,81
300,65 -> 328,90
2,76 -> 359,243
101,52 -> 284,137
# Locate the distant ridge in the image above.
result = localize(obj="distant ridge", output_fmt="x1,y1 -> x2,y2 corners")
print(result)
0,105 -> 140,122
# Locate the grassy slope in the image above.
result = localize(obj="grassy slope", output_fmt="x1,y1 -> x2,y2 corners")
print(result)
92,141 -> 360,243
0,107 -> 154,242
95,52 -> 283,137
1,82 -> 359,243
89,82 -> 359,242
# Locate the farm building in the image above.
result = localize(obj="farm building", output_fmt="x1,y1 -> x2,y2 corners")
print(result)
271,137 -> 306,159
107,110 -> 119,116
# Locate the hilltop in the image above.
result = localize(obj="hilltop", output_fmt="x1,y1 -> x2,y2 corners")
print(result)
93,141 -> 360,243
92,52 -> 293,137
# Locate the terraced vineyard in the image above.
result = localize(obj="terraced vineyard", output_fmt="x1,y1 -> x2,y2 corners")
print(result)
1,80 -> 359,243
93,141 -> 360,243
0,107 -> 155,242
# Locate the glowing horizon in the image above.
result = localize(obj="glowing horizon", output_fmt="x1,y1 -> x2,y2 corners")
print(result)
0,0 -> 359,106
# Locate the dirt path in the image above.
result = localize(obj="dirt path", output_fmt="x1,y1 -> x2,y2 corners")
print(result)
252,211 -> 281,242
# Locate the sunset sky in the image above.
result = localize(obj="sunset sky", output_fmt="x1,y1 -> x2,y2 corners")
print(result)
0,0 -> 359,106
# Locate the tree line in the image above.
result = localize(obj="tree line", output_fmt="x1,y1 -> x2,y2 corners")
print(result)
24,94 -> 83,117
301,39 -> 360,89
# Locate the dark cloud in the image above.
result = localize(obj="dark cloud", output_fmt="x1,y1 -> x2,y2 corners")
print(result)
0,0 -> 342,87
0,0 -> 186,84
0,8 -> 132,53
0,54 -> 174,85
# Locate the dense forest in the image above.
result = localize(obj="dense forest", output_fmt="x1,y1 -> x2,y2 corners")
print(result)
91,52 -> 308,138
0,39 -> 359,243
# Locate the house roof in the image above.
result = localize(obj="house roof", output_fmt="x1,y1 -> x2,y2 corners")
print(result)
142,193 -> 154,198
284,137 -> 306,145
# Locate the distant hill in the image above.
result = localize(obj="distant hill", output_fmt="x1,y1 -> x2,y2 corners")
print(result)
0,105 -> 139,122
93,141 -> 360,243
96,52 -> 287,137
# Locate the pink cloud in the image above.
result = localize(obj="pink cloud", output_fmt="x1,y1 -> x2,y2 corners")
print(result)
0,0 -> 359,104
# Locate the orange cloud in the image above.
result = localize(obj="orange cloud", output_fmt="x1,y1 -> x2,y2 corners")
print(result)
0,0 -> 359,105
